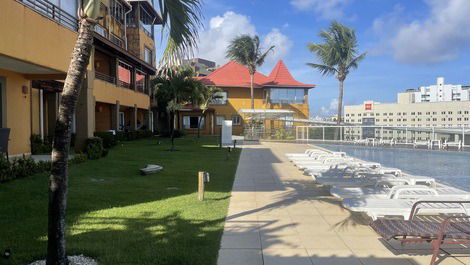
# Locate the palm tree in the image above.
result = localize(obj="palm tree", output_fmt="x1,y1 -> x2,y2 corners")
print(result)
307,21 -> 366,125
47,0 -> 203,264
153,67 -> 198,150
226,35 -> 274,110
191,86 -> 222,138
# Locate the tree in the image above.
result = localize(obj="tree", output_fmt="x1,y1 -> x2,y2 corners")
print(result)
226,35 -> 274,110
191,85 -> 222,138
47,1 -> 99,264
307,21 -> 366,126
152,67 -> 198,150
47,0 -> 203,264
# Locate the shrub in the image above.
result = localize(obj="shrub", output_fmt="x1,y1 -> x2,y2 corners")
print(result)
30,134 -> 52,154
11,155 -> 39,178
85,137 -> 104,160
68,153 -> 87,166
94,131 -> 117,148
173,129 -> 186,138
0,154 -> 12,182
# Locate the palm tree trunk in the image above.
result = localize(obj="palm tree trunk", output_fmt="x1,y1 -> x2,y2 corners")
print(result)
47,18 -> 95,265
250,74 -> 254,109
336,79 -> 344,140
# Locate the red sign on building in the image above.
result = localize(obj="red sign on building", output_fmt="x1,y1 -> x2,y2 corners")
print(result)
365,103 -> 372,110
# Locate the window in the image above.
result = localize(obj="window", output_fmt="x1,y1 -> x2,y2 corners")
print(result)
411,112 -> 416,115
110,0 -> 125,24
448,111 -> 453,114
183,116 -> 204,129
135,70 -> 146,93
118,112 -> 125,131
358,114 -> 362,117
140,6 -> 154,37
110,34 -> 124,48
465,111 -> 469,114
216,115 -> 225,125
144,47 -> 153,65
211,91 -> 227,105
232,115 -> 241,125
118,61 -> 132,88
426,112 -> 430,115
270,89 -> 305,104
417,112 -> 422,115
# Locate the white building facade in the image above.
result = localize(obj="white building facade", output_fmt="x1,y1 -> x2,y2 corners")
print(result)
412,77 -> 470,103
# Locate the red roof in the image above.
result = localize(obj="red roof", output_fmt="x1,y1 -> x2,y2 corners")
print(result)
197,60 -> 314,88
264,60 -> 315,87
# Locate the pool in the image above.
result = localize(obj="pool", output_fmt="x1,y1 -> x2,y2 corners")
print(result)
315,143 -> 470,191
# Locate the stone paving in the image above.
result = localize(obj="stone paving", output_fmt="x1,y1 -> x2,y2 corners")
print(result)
217,142 -> 470,265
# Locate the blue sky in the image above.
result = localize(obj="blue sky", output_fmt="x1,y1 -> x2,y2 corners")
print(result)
189,0 -> 470,117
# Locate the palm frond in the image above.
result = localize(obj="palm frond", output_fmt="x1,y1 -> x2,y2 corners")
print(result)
347,52 -> 367,70
159,0 -> 203,66
306,63 -> 337,76
256,45 -> 275,67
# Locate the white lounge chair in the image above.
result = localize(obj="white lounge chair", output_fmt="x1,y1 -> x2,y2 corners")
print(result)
413,140 -> 430,149
331,184 -> 469,200
353,139 -> 368,145
304,162 -> 382,177
379,138 -> 395,146
443,140 -> 462,150
314,173 -> 435,188
342,197 -> 470,220
290,152 -> 346,162
285,149 -> 327,158
294,157 -> 357,170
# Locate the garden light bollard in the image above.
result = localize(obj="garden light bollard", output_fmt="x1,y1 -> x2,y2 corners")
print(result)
198,171 -> 205,201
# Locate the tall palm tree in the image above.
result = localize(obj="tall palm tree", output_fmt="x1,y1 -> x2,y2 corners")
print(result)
191,85 -> 222,138
47,0 -> 203,264
153,67 -> 198,150
226,35 -> 274,110
307,21 -> 366,125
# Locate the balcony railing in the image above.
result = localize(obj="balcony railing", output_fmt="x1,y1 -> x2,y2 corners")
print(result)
117,80 -> 131,89
18,0 -> 78,31
95,72 -> 115,84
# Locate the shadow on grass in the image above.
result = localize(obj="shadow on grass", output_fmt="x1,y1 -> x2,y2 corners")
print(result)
0,136 -> 240,265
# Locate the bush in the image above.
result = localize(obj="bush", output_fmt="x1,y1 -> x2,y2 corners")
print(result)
11,155 -> 38,178
68,153 -> 87,166
30,134 -> 52,154
0,154 -> 11,182
85,137 -> 104,160
94,131 -> 117,148
162,129 -> 185,138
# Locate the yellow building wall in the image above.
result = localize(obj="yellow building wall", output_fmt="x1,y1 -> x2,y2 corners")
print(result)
140,30 -> 156,63
0,69 -> 32,155
0,0 -> 77,73
93,79 -> 150,109
210,87 -> 310,135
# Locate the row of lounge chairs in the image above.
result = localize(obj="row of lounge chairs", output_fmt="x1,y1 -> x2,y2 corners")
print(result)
350,138 -> 464,150
285,148 -> 470,265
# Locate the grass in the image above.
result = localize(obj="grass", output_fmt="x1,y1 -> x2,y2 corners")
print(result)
0,136 -> 241,265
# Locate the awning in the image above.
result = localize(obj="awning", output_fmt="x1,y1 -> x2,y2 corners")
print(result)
238,109 -> 294,121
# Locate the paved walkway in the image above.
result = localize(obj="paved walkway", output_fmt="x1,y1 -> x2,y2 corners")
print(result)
217,142 -> 469,265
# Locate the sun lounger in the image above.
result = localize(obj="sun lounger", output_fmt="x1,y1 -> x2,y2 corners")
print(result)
353,139 -> 368,145
331,185 -> 470,200
289,152 -> 346,162
379,138 -> 395,146
343,198 -> 470,220
304,162 -> 382,177
294,157 -> 356,169
285,149 -> 327,158
371,200 -> 470,265
315,173 -> 435,188
443,140 -> 462,150
413,140 -> 430,149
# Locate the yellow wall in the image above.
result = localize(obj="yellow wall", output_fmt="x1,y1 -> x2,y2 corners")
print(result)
93,78 -> 150,109
0,0 -> 77,73
0,69 -> 32,155
139,30 -> 155,64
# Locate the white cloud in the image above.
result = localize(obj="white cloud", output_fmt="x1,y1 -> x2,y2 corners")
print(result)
321,98 -> 338,117
195,12 -> 292,67
262,28 -> 293,65
373,0 -> 470,64
290,0 -> 350,19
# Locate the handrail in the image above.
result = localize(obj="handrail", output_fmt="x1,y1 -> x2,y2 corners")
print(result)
17,0 -> 78,31
409,200 -> 470,220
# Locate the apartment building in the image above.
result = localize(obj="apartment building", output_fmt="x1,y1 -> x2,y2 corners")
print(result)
411,77 -> 470,103
0,0 -> 159,156
343,78 -> 470,142
176,60 -> 314,135
182,58 -> 217,76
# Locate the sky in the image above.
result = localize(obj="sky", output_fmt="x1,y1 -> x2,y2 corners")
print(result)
175,0 -> 470,118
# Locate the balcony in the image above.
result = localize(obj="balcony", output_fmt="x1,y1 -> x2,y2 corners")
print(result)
18,0 -> 78,31
95,71 -> 115,84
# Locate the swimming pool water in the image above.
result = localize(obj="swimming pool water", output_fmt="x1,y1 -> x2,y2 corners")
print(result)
315,143 -> 470,191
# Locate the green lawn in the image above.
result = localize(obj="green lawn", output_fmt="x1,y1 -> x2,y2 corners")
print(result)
0,136 -> 240,265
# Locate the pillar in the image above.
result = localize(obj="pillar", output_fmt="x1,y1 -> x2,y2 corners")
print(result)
75,71 -> 96,152
111,100 -> 120,131
131,104 -> 137,131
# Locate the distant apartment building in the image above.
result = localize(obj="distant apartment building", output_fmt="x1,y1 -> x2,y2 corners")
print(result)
183,58 -> 217,76
343,78 -> 470,142
344,78 -> 470,128
0,0 -> 159,156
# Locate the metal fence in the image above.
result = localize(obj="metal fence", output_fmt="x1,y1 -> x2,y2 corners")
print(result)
296,125 -> 470,150
18,0 -> 78,31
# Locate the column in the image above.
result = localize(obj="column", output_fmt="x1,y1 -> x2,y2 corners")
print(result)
111,100 -> 120,131
75,71 -> 96,152
130,104 -> 137,131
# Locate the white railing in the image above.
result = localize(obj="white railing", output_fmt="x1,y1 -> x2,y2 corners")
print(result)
296,125 -> 470,150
